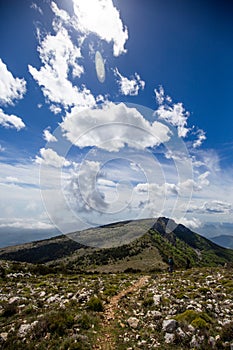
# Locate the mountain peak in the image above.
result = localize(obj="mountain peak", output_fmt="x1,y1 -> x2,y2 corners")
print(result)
0,217 -> 232,273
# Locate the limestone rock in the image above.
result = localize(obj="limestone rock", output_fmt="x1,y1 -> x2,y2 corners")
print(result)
164,332 -> 175,343
127,317 -> 139,329
162,319 -> 178,333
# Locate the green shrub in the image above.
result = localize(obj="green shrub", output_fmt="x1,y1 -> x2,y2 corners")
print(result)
175,310 -> 200,324
142,297 -> 154,308
76,312 -> 93,330
86,297 -> 103,312
191,317 -> 208,329
32,309 -> 74,337
103,285 -> 118,297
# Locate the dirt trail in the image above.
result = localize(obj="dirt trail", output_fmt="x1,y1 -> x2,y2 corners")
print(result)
93,275 -> 150,350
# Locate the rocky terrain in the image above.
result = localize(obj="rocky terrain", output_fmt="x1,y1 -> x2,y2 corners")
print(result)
0,260 -> 232,349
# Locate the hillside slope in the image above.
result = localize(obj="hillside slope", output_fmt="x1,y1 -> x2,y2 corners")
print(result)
0,217 -> 233,272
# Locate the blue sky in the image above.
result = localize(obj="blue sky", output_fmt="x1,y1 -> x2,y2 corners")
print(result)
0,0 -> 233,248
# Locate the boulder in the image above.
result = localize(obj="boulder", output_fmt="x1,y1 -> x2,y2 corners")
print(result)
127,317 -> 139,329
153,294 -> 161,305
164,332 -> 175,343
162,319 -> 178,333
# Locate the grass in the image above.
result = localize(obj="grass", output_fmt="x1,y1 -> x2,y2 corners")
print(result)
0,261 -> 232,349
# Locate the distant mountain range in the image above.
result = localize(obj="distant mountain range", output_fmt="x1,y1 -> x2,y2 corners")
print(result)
210,235 -> 233,249
0,217 -> 232,273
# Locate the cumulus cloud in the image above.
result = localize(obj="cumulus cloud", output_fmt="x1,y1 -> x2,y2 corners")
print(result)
0,108 -> 25,130
114,68 -> 145,96
43,129 -> 57,143
51,1 -> 70,22
71,0 -> 128,56
49,104 -> 62,114
35,148 -> 70,168
66,160 -> 109,214
135,182 -> 178,197
193,128 -> 206,148
61,102 -> 171,152
156,102 -> 190,138
188,200 -> 232,214
154,86 -> 172,105
179,171 -> 210,192
0,58 -> 26,106
155,85 -> 165,105
28,27 -> 95,111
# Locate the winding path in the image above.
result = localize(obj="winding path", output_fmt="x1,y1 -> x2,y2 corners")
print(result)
93,275 -> 150,350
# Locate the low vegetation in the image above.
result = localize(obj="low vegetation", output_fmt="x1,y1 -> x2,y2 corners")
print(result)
0,260 -> 232,349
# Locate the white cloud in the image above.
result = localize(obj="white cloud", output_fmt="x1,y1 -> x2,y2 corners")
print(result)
43,129 -> 57,143
30,2 -> 43,15
61,102 -> 171,152
35,148 -> 70,168
0,162 -> 39,188
193,129 -> 206,148
71,0 -> 128,56
189,200 -> 232,215
156,102 -> 190,138
191,149 -> 220,173
154,85 -> 165,105
49,104 -> 62,114
0,58 -> 26,106
67,160 -> 109,213
6,176 -> 19,183
176,217 -> 201,230
0,161 -> 52,235
180,171 -> 210,192
28,27 -> 95,111
135,182 -> 178,197
0,218 -> 53,230
154,86 -> 173,105
0,108 -> 25,130
51,1 -> 70,22
114,68 -> 145,96
0,144 -> 5,152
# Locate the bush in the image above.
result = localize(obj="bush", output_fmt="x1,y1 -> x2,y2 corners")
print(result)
175,310 -> 212,325
191,317 -> 208,329
142,297 -> 154,308
103,285 -> 118,297
32,309 -> 74,338
86,297 -> 103,312
76,312 -> 93,330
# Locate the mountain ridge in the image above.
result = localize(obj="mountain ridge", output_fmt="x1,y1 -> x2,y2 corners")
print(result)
0,217 -> 233,272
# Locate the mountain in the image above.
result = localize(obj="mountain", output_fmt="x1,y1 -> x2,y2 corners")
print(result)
0,217 -> 233,273
210,235 -> 233,249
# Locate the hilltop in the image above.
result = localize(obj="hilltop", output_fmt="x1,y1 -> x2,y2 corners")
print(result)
0,217 -> 233,349
0,217 -> 232,273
